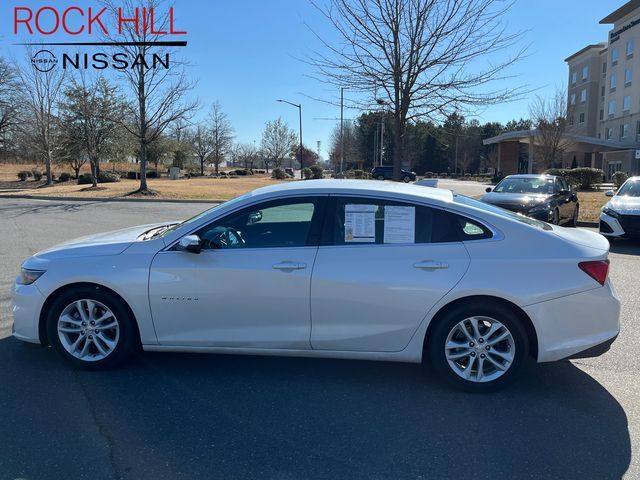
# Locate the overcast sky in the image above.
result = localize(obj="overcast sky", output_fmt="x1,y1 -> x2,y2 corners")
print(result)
1,0 -> 614,159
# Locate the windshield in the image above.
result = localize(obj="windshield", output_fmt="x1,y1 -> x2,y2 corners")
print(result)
493,177 -> 556,195
617,180 -> 640,197
158,193 -> 254,237
454,194 -> 552,230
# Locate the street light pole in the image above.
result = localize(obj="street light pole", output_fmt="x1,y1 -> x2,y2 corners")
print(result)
277,99 -> 303,179
340,87 -> 344,173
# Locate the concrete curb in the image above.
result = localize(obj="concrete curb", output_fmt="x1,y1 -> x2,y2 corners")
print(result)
577,221 -> 599,228
0,194 -> 225,204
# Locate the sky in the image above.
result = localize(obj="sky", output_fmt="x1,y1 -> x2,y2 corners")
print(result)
0,0 -> 616,159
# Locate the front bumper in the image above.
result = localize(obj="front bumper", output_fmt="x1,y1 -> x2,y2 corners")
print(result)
599,212 -> 626,238
524,281 -> 620,362
12,280 -> 46,344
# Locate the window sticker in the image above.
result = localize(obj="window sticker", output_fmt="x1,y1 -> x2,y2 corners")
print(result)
383,206 -> 415,244
344,204 -> 376,242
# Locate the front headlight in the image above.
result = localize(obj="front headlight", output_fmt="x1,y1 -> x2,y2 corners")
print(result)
602,207 -> 620,219
18,268 -> 45,285
528,204 -> 549,214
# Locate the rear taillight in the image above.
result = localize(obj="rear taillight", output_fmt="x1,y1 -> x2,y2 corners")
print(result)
578,260 -> 610,286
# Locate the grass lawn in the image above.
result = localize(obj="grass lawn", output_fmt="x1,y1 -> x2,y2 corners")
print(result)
577,190 -> 609,223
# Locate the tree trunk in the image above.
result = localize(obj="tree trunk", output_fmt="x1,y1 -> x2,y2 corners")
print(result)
91,158 -> 98,188
215,160 -> 219,176
139,140 -> 148,191
392,115 -> 404,182
45,151 -> 53,185
200,159 -> 205,177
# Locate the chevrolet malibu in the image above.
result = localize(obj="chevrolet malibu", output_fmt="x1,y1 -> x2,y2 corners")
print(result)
600,176 -> 640,240
12,180 -> 620,392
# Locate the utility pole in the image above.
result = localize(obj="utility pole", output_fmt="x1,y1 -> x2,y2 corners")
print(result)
380,120 -> 384,166
340,87 -> 344,173
276,99 -> 303,179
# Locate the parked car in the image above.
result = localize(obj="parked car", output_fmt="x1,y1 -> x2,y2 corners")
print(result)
13,180 -> 619,392
482,174 -> 579,226
600,176 -> 640,239
371,165 -> 416,183
284,168 -> 295,177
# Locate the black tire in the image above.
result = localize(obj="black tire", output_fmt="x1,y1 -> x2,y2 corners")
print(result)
377,175 -> 385,181
402,175 -> 411,183
552,208 -> 560,225
46,286 -> 138,370
427,302 -> 529,393
570,205 -> 579,227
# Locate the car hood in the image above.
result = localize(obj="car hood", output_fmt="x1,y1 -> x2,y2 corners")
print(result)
32,222 -> 171,260
482,192 -> 550,210
607,196 -> 640,215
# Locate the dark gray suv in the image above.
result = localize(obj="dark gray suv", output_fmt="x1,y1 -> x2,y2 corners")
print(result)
371,166 -> 417,183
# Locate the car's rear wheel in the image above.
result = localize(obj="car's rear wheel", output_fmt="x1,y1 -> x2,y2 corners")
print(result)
377,175 -> 385,181
46,286 -> 137,369
427,302 -> 528,392
552,208 -> 560,225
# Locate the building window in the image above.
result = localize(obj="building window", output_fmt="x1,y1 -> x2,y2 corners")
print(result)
612,47 -> 620,64
571,71 -> 577,85
636,120 -> 640,136
621,123 -> 629,139
611,73 -> 617,90
582,66 -> 589,81
627,39 -> 635,57
579,113 -> 585,124
580,89 -> 587,103
569,115 -> 574,126
606,127 -> 613,139
624,95 -> 632,113
608,99 -> 616,117
600,109 -> 604,121
570,93 -> 576,105
602,85 -> 606,98
626,68 -> 633,85
603,62 -> 607,75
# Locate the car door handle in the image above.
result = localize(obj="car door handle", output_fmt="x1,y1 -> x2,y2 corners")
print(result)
272,262 -> 307,271
413,260 -> 449,270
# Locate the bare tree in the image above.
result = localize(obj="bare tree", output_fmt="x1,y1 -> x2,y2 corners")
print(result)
190,124 -> 214,176
59,73 -> 126,187
311,0 -> 525,181
261,117 -> 297,171
209,101 -> 234,176
236,142 -> 260,171
529,88 -> 568,170
102,0 -> 198,194
0,57 -> 20,161
16,48 -> 66,185
329,120 -> 360,171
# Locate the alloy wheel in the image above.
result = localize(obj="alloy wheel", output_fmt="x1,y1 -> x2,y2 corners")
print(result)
57,299 -> 120,362
444,316 -> 515,383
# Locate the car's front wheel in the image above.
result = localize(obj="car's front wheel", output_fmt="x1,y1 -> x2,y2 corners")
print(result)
402,175 -> 411,183
427,302 -> 528,392
46,286 -> 138,369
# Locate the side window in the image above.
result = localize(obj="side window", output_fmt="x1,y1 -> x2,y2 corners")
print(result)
326,197 -> 492,245
196,197 -> 323,249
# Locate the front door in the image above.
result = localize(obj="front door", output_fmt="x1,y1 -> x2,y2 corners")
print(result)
310,196 -> 474,352
149,196 -> 327,348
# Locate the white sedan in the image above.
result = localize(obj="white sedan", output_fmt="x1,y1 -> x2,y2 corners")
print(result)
600,176 -> 640,240
12,180 -> 620,392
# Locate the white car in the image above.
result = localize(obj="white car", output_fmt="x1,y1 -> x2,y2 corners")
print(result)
600,176 -> 640,240
12,180 -> 620,392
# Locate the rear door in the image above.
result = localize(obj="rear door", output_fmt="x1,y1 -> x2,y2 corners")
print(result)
309,196 -> 477,352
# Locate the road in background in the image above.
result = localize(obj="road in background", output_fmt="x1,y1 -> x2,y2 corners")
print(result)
0,195 -> 637,479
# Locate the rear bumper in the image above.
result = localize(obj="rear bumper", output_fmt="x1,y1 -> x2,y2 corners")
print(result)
524,281 -> 620,362
567,333 -> 618,359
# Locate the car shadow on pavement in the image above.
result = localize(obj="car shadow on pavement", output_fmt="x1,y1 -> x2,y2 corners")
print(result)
609,238 -> 640,256
0,338 -> 631,480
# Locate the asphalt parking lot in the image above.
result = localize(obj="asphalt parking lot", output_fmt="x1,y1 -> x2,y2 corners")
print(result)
0,194 -> 639,480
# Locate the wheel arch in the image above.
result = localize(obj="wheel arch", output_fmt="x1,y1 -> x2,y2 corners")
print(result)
38,282 -> 141,348
423,295 -> 538,360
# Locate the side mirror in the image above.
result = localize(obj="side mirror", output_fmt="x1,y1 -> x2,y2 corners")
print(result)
485,187 -> 492,193
247,210 -> 263,225
559,189 -> 571,195
605,190 -> 615,197
177,234 -> 202,254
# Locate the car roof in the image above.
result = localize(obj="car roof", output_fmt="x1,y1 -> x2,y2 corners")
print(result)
248,179 -> 454,203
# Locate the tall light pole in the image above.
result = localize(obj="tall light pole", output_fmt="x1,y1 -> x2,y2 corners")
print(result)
277,99 -> 303,179
340,87 -> 345,173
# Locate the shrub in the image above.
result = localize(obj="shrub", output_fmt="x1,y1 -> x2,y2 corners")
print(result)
612,171 -> 628,188
546,167 -> 603,189
346,169 -> 370,179
78,172 -> 121,185
31,170 -> 43,181
234,169 -> 249,176
302,167 -> 313,180
310,164 -> 324,179
17,171 -> 30,181
424,172 -> 434,178
58,172 -> 71,182
272,168 -> 287,180
227,171 -> 237,177
146,170 -> 159,179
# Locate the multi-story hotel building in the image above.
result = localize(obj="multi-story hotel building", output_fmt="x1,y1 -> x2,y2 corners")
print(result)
485,0 -> 640,178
